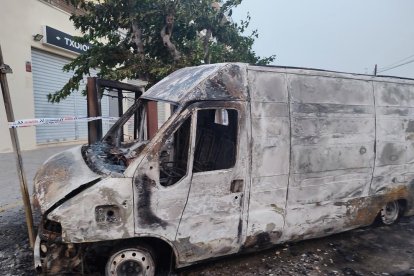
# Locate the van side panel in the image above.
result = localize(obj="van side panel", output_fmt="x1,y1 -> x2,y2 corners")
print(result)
245,68 -> 290,247
372,81 -> 414,209
284,74 -> 376,240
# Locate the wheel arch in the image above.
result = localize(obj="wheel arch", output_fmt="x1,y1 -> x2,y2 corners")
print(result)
108,234 -> 182,269
397,198 -> 408,215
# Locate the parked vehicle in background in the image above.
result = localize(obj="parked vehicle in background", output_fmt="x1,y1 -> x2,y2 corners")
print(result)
33,63 -> 414,275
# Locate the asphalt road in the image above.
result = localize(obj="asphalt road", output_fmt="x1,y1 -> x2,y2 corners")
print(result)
0,144 -> 77,275
1,206 -> 414,275
0,144 -> 75,211
179,217 -> 414,276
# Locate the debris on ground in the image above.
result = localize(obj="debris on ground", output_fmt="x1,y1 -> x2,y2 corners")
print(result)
1,208 -> 414,275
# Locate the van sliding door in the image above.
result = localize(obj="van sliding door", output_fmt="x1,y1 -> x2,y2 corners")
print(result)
246,68 -> 290,248
286,74 -> 375,239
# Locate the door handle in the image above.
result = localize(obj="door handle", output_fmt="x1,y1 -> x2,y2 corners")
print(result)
230,179 -> 244,193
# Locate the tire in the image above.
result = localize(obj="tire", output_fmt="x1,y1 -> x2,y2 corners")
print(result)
105,245 -> 156,276
380,201 -> 400,225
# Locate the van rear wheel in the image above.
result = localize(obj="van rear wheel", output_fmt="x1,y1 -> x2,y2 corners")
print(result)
380,201 -> 400,225
105,245 -> 156,276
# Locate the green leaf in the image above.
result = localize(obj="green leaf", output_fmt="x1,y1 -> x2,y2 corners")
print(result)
49,0 -> 275,102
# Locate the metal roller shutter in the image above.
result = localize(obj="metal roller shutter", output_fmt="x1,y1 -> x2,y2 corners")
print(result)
31,49 -> 109,144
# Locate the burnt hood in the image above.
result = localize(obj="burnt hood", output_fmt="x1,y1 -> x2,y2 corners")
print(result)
33,146 -> 101,214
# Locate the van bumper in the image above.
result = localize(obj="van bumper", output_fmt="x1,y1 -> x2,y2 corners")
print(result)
34,234 -> 42,273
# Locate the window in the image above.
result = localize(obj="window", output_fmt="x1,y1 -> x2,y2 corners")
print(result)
193,109 -> 238,173
158,116 -> 191,186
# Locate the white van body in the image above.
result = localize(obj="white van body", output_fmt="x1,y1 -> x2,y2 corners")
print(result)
33,63 -> 414,274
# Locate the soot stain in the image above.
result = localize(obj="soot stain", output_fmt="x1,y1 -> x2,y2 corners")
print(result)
135,174 -> 168,229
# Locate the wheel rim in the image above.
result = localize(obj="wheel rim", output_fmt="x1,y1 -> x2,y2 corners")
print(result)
107,248 -> 155,276
381,201 -> 399,225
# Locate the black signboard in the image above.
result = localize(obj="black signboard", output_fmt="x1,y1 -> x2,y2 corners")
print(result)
43,25 -> 91,54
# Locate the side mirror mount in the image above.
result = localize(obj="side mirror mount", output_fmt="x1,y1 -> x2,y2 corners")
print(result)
214,109 -> 229,126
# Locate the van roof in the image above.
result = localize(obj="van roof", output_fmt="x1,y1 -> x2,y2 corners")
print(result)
249,64 -> 414,83
142,63 -> 414,104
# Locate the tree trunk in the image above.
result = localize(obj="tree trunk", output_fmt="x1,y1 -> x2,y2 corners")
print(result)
131,20 -> 144,56
203,28 -> 212,64
129,0 -> 144,56
161,14 -> 181,61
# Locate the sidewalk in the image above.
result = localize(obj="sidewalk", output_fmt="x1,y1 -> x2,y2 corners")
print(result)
0,144 -> 80,211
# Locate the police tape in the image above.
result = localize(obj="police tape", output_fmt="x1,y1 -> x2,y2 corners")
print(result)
8,116 -> 121,128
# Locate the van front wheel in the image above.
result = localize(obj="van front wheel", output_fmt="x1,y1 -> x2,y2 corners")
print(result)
380,201 -> 400,225
105,246 -> 156,276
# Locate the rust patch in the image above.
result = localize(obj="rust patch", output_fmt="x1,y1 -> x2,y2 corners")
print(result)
205,64 -> 246,100
175,237 -> 234,264
242,231 -> 282,252
40,241 -> 82,274
270,204 -> 284,215
38,218 -> 62,243
341,185 -> 414,228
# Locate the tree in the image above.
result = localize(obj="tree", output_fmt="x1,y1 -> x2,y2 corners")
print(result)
48,0 -> 275,102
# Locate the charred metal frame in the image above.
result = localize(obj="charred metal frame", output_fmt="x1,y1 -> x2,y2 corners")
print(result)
86,77 -> 145,144
33,63 -> 414,275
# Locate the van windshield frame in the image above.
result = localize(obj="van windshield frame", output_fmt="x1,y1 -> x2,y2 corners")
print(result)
103,98 -> 178,148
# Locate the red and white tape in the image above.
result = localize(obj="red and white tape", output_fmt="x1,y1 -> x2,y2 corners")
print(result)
8,116 -> 120,128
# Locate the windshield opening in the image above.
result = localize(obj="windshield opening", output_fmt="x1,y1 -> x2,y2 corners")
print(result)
83,98 -> 177,176
104,99 -> 177,147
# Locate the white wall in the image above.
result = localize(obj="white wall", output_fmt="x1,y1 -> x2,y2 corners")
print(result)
0,0 -> 81,152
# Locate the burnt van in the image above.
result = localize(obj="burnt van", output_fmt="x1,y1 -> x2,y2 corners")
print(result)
33,63 -> 414,275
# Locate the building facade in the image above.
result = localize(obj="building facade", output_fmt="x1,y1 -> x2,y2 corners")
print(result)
0,0 -> 163,153
0,0 -> 92,152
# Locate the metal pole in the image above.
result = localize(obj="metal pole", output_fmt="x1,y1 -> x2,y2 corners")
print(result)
87,77 -> 102,144
133,91 -> 139,140
147,101 -> 158,139
0,45 -> 35,248
117,89 -> 123,142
